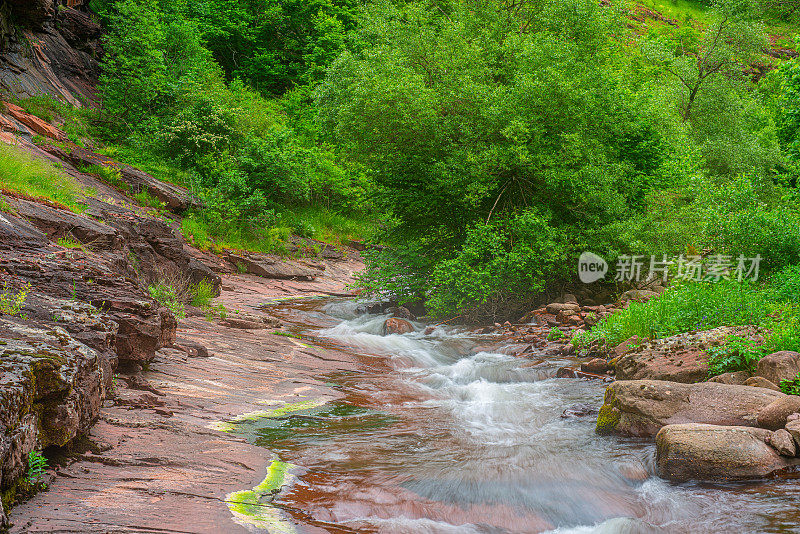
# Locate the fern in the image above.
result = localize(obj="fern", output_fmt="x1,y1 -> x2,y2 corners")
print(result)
26,450 -> 48,484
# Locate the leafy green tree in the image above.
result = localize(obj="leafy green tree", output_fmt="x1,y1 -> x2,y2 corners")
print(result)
320,0 -> 666,314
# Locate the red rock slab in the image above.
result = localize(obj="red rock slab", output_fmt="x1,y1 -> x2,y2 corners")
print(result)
3,102 -> 67,141
10,255 -> 365,533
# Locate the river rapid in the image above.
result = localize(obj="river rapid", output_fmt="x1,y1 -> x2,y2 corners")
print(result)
252,299 -> 800,534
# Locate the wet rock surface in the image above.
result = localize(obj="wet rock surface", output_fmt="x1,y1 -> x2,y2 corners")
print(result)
8,252 -> 364,533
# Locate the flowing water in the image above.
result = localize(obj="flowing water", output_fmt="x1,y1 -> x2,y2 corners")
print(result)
244,299 -> 800,533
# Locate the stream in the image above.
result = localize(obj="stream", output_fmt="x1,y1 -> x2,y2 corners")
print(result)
234,299 -> 800,533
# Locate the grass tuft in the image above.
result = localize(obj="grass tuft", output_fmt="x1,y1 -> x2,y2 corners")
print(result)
0,144 -> 86,212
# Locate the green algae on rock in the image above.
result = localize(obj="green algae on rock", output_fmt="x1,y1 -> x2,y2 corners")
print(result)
208,398 -> 330,432
225,457 -> 298,533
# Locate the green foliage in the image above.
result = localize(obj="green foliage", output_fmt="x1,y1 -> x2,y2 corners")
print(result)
189,280 -> 215,308
707,335 -> 763,376
25,450 -> 48,485
0,283 -> 31,316
57,236 -> 86,251
768,265 -> 800,303
780,372 -> 800,396
575,280 -> 773,347
548,327 -> 565,341
776,53 -> 800,165
762,305 -> 800,354
77,164 -> 129,192
133,188 -> 166,209
425,211 -> 569,320
188,0 -> 357,94
148,282 -> 186,319
0,144 -> 86,212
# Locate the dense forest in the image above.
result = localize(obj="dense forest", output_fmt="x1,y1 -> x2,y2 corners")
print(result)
41,0 -> 800,322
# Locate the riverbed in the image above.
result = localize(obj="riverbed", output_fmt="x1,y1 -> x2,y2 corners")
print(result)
249,299 -> 800,533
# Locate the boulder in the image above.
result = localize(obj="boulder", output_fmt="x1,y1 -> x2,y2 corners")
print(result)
581,358 -> 610,374
708,371 -> 750,385
745,376 -> 780,391
619,289 -> 658,304
656,424 -> 797,482
785,419 -> 800,448
0,315 -> 109,523
383,317 -> 414,335
6,0 -> 55,29
769,429 -> 797,457
757,396 -> 800,430
596,380 -> 784,437
613,327 -> 760,384
546,302 -> 581,315
756,351 -> 800,387
388,306 -> 415,320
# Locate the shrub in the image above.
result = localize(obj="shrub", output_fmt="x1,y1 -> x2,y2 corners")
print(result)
780,373 -> 800,396
769,266 -> 800,304
706,335 -> 763,376
761,305 -> 800,354
133,188 -> 166,209
148,282 -> 186,319
189,280 -> 215,308
575,280 -> 773,347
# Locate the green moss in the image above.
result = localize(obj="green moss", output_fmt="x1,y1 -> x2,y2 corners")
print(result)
595,387 -> 621,434
225,458 -> 298,533
1,485 -> 16,512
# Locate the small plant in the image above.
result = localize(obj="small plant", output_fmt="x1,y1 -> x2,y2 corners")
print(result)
25,450 -> 48,486
77,164 -> 130,192
0,282 -> 31,316
133,188 -> 166,209
547,327 -> 565,341
235,262 -> 248,274
189,280 -> 215,308
0,198 -> 15,214
204,302 -> 228,321
148,282 -> 186,318
57,235 -> 86,251
273,331 -> 301,339
706,335 -> 764,377
780,373 -> 800,396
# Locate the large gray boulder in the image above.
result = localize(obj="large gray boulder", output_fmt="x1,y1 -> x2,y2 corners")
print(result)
756,351 -> 800,387
656,423 -> 799,482
596,380 -> 784,437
